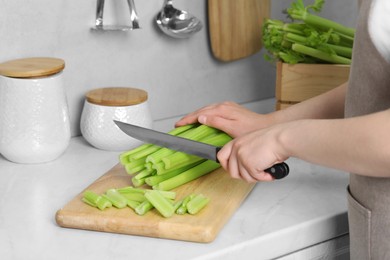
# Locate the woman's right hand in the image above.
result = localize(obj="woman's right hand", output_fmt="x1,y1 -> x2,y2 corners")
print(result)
175,101 -> 275,138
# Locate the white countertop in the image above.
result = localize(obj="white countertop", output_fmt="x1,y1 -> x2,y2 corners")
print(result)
0,136 -> 349,260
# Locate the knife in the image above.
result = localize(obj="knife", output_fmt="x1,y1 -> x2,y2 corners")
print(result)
114,120 -> 289,179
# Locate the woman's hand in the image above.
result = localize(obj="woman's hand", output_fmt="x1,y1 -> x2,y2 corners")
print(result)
175,101 -> 275,138
217,123 -> 290,182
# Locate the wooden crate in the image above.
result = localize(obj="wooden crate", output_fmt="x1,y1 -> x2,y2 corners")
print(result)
275,62 -> 350,110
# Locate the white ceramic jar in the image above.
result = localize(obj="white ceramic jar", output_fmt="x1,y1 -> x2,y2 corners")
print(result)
0,57 -> 71,164
80,87 -> 153,151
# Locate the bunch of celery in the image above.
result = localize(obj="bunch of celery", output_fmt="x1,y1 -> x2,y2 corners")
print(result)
119,124 -> 232,191
82,187 -> 210,217
262,0 -> 355,64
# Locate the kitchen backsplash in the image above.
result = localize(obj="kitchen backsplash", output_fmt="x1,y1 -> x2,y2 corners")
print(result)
0,0 -> 357,136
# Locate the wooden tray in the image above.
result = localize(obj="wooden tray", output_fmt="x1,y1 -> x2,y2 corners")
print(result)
56,163 -> 255,243
275,62 -> 350,110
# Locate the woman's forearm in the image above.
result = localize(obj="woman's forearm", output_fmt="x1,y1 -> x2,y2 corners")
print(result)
282,108 -> 390,177
271,82 -> 348,124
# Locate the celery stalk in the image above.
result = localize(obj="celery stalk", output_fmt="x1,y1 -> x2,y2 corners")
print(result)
121,193 -> 147,202
117,186 -> 176,200
162,132 -> 231,170
131,176 -> 146,187
124,158 -> 146,174
119,144 -> 152,165
176,194 -> 195,215
82,190 -> 112,210
157,190 -> 176,200
178,124 -> 220,140
127,124 -> 197,161
154,160 -> 221,191
145,162 -> 153,171
130,146 -> 161,161
145,162 -> 202,186
127,200 -> 141,210
133,168 -> 155,180
117,186 -> 146,194
289,11 -> 355,38
104,189 -> 128,208
292,43 -> 351,64
135,201 -> 154,215
120,124 -> 228,192
167,124 -> 197,136
144,190 -> 175,218
173,199 -> 184,212
187,194 -> 210,215
146,148 -> 175,164
162,153 -> 203,171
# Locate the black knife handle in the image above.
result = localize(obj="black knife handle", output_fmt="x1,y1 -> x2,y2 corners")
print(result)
265,162 -> 289,180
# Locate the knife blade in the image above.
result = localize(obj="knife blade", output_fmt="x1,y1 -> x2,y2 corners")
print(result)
114,120 -> 289,179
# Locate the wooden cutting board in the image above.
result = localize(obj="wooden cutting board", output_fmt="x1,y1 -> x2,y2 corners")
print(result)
56,163 -> 255,243
208,0 -> 270,62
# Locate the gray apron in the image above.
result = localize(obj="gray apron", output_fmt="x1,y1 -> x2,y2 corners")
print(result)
345,0 -> 390,259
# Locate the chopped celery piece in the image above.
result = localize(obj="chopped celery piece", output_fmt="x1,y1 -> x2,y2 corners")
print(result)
82,190 -> 112,210
144,190 -> 175,218
104,189 -> 128,208
176,194 -> 195,215
81,198 -> 96,207
121,193 -> 146,202
127,200 -> 141,210
117,186 -> 146,194
96,198 -> 112,210
131,168 -> 155,186
132,169 -> 155,183
157,190 -> 176,200
154,160 -> 220,191
117,186 -> 176,200
187,194 -> 210,215
134,168 -> 155,180
173,199 -> 184,212
135,201 -> 154,215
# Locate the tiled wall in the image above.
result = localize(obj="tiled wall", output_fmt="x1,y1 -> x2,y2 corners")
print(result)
0,0 -> 357,136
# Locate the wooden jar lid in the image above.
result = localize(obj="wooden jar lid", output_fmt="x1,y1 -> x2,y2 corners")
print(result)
0,57 -> 65,78
86,87 -> 148,107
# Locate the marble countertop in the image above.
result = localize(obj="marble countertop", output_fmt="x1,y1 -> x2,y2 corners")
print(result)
0,136 -> 349,260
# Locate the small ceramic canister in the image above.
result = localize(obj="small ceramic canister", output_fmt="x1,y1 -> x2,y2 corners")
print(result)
0,57 -> 71,164
80,87 -> 153,151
